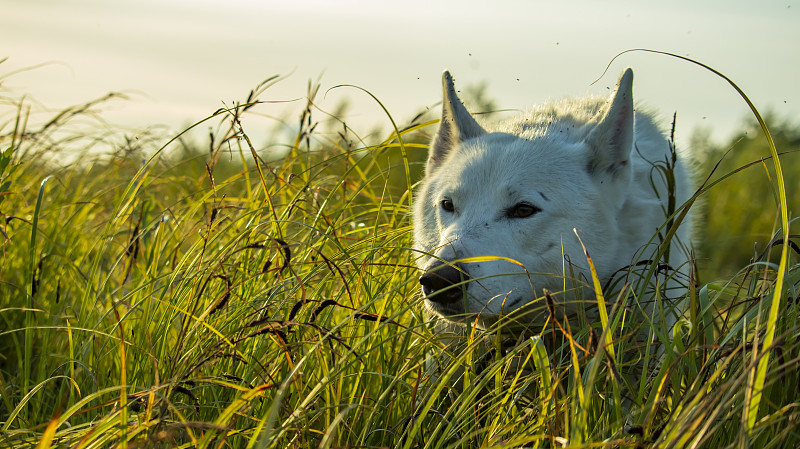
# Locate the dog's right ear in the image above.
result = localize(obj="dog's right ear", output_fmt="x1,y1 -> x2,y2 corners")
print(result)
428,70 -> 486,172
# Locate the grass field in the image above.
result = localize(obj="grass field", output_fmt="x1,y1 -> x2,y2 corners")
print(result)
1,60 -> 799,448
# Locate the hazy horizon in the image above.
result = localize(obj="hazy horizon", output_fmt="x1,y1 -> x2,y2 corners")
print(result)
3,0 -> 798,152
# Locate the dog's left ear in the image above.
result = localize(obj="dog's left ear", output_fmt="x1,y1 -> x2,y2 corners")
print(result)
586,68 -> 634,178
428,70 -> 487,172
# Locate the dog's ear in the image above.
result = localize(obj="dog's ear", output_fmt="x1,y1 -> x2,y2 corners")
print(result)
428,70 -> 486,172
586,68 -> 634,178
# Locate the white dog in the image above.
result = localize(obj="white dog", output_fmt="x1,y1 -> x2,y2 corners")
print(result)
414,68 -> 692,334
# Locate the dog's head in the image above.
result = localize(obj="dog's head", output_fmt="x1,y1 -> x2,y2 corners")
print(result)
413,69 -> 636,328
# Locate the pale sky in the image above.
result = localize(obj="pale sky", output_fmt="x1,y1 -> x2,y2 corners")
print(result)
2,0 -> 799,151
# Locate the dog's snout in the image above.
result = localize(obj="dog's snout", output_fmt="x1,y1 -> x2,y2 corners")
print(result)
419,261 -> 467,304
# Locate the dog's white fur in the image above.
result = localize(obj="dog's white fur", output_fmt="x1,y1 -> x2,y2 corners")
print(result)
414,68 -> 692,332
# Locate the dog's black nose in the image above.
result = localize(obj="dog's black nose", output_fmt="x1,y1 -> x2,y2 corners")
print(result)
419,261 -> 467,304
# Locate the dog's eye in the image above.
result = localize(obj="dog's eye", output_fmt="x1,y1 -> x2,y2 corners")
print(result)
509,203 -> 540,218
441,199 -> 455,212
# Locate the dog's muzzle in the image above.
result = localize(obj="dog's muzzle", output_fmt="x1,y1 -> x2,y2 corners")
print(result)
419,260 -> 469,304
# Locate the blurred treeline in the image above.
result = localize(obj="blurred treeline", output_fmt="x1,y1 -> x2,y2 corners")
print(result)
691,117 -> 800,281
7,77 -> 796,286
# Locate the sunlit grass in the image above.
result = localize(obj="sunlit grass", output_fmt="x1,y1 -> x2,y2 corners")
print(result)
1,57 -> 798,448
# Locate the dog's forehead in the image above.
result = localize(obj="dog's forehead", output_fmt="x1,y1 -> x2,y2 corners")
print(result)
442,132 -> 585,187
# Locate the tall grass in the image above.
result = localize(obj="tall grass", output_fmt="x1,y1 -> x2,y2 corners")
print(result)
1,58 -> 798,448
